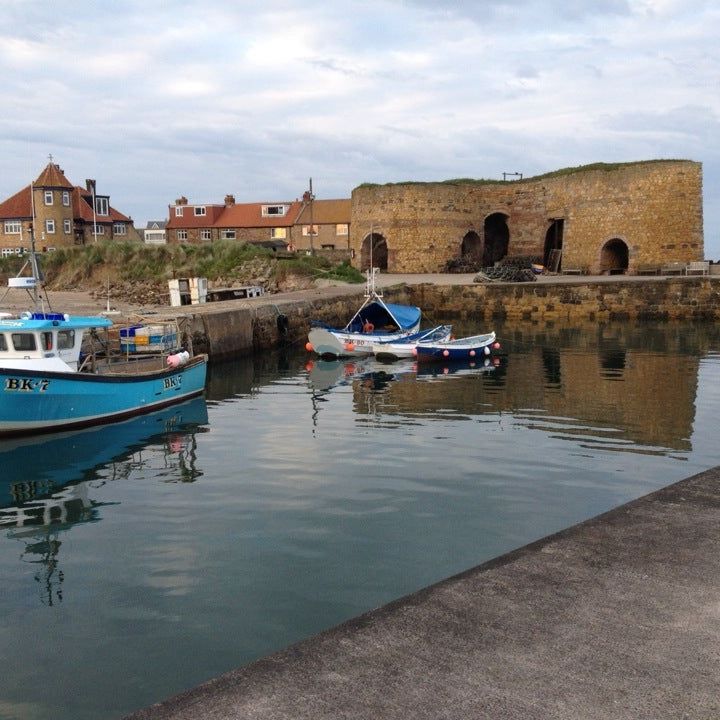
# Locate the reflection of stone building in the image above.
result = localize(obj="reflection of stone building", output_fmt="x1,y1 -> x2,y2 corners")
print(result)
351,323 -> 699,453
350,160 -> 703,275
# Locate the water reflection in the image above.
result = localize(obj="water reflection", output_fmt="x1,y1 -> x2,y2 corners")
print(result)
302,320 -> 703,455
0,398 -> 209,605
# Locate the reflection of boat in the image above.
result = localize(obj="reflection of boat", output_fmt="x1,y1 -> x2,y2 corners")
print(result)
0,395 -> 209,519
416,331 -> 500,362
306,268 -> 422,357
372,324 -> 453,359
415,357 -> 500,378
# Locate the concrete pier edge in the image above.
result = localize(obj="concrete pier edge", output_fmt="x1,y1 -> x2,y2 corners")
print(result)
123,465 -> 720,719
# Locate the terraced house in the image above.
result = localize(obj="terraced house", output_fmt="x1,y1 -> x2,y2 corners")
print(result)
0,161 -> 140,255
166,194 -> 351,252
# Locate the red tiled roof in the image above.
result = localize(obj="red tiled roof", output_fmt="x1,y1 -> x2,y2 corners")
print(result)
166,204 -> 226,230
34,163 -> 74,189
215,201 -> 302,229
295,199 -> 351,225
166,200 -> 304,230
0,185 -> 33,220
73,188 -> 131,223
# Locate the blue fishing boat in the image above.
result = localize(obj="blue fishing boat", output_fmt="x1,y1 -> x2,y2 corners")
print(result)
415,331 -> 500,362
306,268 -> 422,357
0,220 -> 207,436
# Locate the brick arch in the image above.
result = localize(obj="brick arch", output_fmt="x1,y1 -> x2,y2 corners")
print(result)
483,212 -> 510,266
460,230 -> 482,260
361,231 -> 388,271
599,237 -> 629,275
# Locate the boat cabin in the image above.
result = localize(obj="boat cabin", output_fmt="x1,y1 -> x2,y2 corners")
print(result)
0,312 -> 112,371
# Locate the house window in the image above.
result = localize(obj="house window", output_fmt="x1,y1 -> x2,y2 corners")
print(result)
221,229 -> 236,240
4,221 -> 21,234
302,225 -> 318,236
201,229 -> 211,241
321,244 -> 336,250
262,205 -> 287,217
271,228 -> 286,239
93,225 -> 105,235
62,191 -> 70,206
194,206 -> 206,216
45,219 -> 55,234
177,230 -> 188,241
336,224 -> 348,236
175,206 -> 184,217
63,219 -> 72,234
113,223 -> 127,235
44,190 -> 53,205
0,248 -> 13,257
95,197 -> 109,216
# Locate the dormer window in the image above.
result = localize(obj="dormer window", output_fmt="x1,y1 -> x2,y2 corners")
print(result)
95,197 -> 109,216
175,206 -> 184,217
262,205 -> 287,217
194,206 -> 206,216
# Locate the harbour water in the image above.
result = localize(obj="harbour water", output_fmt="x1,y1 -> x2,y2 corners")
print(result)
2,320 -> 720,720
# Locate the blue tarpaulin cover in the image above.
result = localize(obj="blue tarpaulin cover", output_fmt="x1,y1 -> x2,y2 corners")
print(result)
346,300 -> 421,332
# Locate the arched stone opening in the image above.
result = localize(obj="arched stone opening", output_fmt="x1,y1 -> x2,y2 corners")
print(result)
461,231 -> 483,260
360,232 -> 388,271
599,238 -> 629,275
543,219 -> 564,271
483,213 -> 509,266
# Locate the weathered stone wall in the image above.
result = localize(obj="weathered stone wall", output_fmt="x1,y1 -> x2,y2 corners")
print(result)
186,276 -> 720,361
349,161 -> 703,274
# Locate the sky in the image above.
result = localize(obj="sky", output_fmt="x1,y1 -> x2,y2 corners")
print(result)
1,0 -> 718,256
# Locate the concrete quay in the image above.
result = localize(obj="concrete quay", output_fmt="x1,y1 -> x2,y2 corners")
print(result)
123,466 -> 720,719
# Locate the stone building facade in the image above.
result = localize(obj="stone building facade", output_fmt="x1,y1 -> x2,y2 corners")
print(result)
349,160 -> 703,275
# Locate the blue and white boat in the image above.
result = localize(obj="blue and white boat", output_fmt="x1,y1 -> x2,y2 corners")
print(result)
415,331 -> 500,362
0,237 -> 207,436
371,324 -> 453,359
307,268 -> 422,357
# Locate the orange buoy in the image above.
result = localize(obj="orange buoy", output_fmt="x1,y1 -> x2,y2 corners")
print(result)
363,321 -> 375,333
345,342 -> 355,352
305,342 -> 314,352
443,349 -> 450,357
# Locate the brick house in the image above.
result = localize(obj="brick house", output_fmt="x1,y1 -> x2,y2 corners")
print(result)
166,193 -> 352,255
0,161 -> 140,255
166,195 -> 301,247
293,198 -> 351,252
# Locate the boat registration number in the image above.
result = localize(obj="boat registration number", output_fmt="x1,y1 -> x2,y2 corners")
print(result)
163,375 -> 182,390
4,378 -> 50,392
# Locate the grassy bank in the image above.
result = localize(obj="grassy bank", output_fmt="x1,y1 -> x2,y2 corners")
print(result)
0,241 -> 364,298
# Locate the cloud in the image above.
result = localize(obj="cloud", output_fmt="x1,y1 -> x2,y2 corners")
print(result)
0,0 -> 716,254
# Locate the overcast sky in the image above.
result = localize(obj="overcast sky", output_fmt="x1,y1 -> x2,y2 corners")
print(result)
1,0 -> 718,256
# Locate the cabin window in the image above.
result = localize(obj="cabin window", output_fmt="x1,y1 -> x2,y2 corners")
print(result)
0,335 -> 7,351
41,332 -> 53,351
57,330 -> 75,349
12,333 -> 36,351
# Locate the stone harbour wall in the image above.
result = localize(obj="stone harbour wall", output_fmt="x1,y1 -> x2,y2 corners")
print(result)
185,277 -> 720,361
